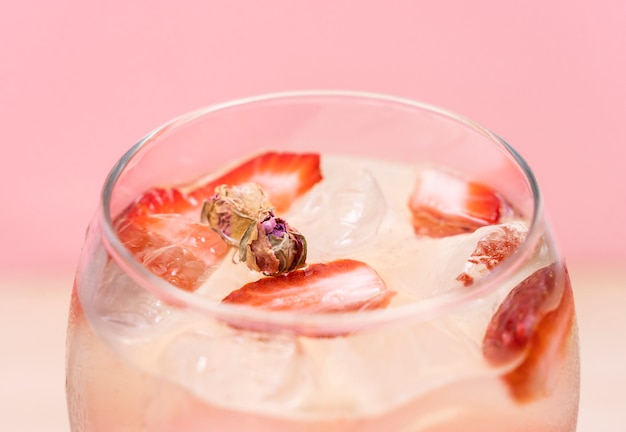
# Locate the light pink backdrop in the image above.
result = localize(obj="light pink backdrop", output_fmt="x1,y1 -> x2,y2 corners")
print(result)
1,1 -> 624,276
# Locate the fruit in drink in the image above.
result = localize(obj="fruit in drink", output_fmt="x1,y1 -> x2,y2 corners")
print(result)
68,150 -> 578,431
408,168 -> 505,237
114,152 -> 323,291
222,259 -> 394,313
483,264 -> 576,402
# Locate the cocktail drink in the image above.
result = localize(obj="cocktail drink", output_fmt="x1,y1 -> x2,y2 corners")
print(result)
66,92 -> 579,431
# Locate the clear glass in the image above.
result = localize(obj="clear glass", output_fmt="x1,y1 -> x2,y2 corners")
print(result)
66,91 -> 579,431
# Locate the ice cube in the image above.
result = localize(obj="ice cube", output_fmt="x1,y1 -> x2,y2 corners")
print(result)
93,260 -> 172,331
376,234 -> 467,300
378,222 -> 528,300
293,319 -> 490,416
290,168 -> 387,257
456,221 -> 528,286
159,326 -> 312,410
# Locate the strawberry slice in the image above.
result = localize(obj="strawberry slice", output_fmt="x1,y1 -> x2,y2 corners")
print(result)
192,151 -> 323,214
116,215 -> 230,291
223,259 -> 394,312
114,151 -> 323,291
221,259 -> 396,335
124,152 -> 323,218
482,264 -> 575,403
122,187 -> 201,219
408,168 -> 505,237
114,186 -> 230,292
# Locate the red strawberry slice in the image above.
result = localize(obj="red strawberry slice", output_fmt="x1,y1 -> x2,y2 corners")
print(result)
221,259 -> 396,335
223,259 -> 394,312
114,151 -> 323,291
482,264 -> 575,403
122,187 -> 201,220
115,187 -> 230,292
408,169 -> 505,237
116,215 -> 230,291
123,152 -> 323,218
192,151 -> 323,214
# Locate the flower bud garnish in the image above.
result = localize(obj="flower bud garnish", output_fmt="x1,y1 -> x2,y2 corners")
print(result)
201,183 -> 272,245
202,182 -> 307,275
240,214 -> 307,276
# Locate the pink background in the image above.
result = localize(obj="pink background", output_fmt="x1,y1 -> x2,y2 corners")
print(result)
1,0 -> 624,277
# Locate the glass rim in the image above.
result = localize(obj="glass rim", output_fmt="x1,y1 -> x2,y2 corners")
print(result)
99,89 -> 544,333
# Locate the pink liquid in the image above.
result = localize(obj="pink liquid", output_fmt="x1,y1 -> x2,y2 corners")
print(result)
66,283 -> 579,431
67,155 -> 580,431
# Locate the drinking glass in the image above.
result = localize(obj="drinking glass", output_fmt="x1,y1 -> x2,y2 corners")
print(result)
66,91 -> 579,431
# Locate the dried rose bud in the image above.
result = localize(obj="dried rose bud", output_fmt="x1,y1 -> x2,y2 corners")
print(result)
239,214 -> 307,276
202,183 -> 272,245
202,182 -> 308,276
